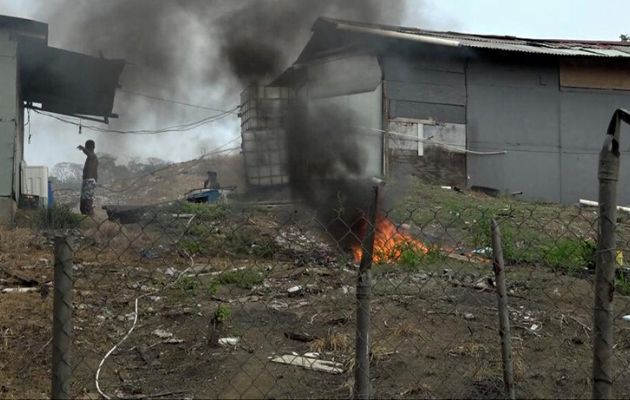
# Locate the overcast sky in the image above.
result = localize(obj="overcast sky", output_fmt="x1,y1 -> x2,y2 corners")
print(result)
1,0 -> 629,168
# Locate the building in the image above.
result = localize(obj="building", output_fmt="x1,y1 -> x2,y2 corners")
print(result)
241,17 -> 630,204
0,15 -> 124,223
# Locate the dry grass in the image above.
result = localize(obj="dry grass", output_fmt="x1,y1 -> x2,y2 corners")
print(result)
95,220 -> 122,240
344,339 -> 397,376
393,322 -> 418,337
0,226 -> 51,283
310,331 -> 351,354
0,226 -> 38,253
448,341 -> 489,357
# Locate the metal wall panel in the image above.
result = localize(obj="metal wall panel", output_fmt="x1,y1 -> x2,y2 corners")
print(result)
466,57 -> 558,88
385,81 -> 466,105
389,100 -> 466,123
559,89 -> 630,204
310,83 -> 383,177
307,54 -> 381,99
0,32 -> 17,198
383,54 -> 466,124
382,55 -> 465,75
466,58 -> 562,201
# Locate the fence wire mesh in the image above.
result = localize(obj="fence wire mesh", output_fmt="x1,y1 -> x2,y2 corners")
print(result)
5,181 -> 630,398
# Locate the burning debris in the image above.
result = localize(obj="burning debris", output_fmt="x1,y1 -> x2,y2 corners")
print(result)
351,213 -> 428,264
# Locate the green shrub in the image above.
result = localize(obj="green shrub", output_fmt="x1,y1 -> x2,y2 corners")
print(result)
398,245 -> 445,269
215,305 -> 231,323
178,238 -> 202,255
35,205 -> 82,230
543,239 -> 596,272
222,229 -> 283,259
468,210 -> 538,264
216,268 -> 265,290
180,202 -> 228,221
177,276 -> 201,295
176,276 -> 221,297
617,274 -> 630,296
468,209 -> 596,269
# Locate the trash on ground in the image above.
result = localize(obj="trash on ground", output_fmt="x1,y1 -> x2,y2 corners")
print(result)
472,246 -> 493,256
284,332 -> 316,342
287,285 -> 303,296
1,287 -> 39,294
218,337 -> 240,346
270,354 -> 344,374
152,329 -> 173,339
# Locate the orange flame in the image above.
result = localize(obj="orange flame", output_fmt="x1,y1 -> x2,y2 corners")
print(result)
352,214 -> 428,264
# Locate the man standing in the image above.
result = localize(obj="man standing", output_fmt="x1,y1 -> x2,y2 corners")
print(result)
77,140 -> 98,215
204,170 -> 219,189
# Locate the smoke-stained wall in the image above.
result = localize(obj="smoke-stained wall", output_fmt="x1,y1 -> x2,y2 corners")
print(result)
303,54 -> 383,178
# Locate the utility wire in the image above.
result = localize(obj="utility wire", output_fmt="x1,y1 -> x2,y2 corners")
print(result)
118,89 -> 238,113
360,126 -> 507,156
33,106 -> 238,135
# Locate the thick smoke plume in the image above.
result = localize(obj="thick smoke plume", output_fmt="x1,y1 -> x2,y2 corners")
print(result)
286,100 -> 383,246
34,0 -> 406,96
30,0 -> 410,238
26,0 -> 408,167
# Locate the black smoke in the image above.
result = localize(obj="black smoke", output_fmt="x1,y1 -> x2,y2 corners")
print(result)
29,0 -> 412,238
26,0 -> 409,163
285,99 -> 381,246
34,0 -> 407,93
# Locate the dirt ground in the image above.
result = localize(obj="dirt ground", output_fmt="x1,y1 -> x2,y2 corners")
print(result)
3,185 -> 630,399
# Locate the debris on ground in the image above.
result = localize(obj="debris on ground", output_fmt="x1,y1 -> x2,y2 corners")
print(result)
218,337 -> 240,346
152,329 -> 173,339
270,354 -> 344,374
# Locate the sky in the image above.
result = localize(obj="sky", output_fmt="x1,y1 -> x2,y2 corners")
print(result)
1,0 -> 630,168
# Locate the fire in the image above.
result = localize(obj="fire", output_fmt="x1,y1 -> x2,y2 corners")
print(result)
352,214 -> 428,264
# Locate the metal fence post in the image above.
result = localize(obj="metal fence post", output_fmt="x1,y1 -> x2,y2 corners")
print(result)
593,109 -> 630,399
52,235 -> 74,399
491,219 -> 515,400
353,185 -> 379,400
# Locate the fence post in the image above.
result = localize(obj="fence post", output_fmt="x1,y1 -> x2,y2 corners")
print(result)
353,185 -> 379,400
52,235 -> 74,399
592,110 -> 630,398
491,219 -> 515,400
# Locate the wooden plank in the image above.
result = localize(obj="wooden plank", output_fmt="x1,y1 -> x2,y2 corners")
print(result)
560,60 -> 630,91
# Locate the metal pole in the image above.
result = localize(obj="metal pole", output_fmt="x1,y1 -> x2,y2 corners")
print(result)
592,109 -> 630,399
491,219 -> 515,400
52,236 -> 74,400
353,185 -> 379,400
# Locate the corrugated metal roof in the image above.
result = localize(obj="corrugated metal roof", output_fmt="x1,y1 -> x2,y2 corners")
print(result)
320,18 -> 630,58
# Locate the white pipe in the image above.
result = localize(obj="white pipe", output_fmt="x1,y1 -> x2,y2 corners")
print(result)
336,23 -> 460,48
579,199 -> 630,213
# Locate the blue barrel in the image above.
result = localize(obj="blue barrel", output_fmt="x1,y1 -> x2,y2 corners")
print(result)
47,179 -> 54,207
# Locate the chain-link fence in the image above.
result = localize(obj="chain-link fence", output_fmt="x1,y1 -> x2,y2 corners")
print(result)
4,171 -> 630,399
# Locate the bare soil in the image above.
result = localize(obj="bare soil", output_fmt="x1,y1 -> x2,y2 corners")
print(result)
3,182 -> 630,398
